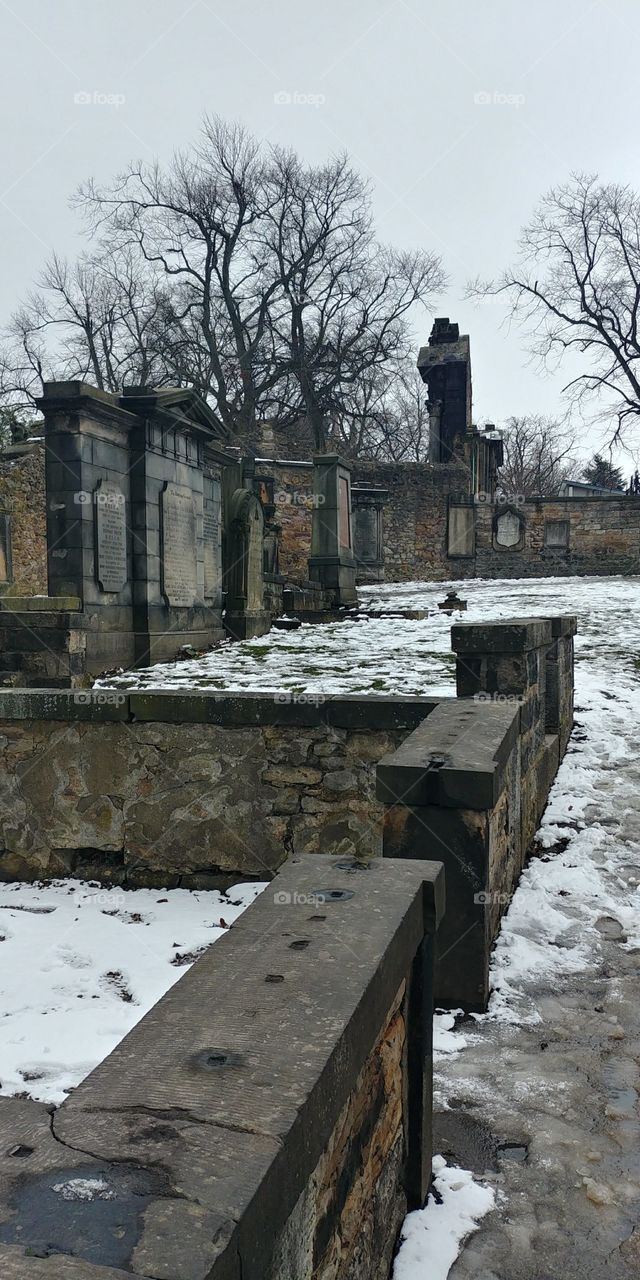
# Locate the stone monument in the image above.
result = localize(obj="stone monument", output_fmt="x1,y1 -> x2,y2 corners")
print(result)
351,485 -> 388,583
308,454 -> 357,606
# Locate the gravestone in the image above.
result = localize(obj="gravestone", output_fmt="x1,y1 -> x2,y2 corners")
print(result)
495,508 -> 524,549
352,485 -> 388,583
308,454 -> 357,606
0,511 -> 12,587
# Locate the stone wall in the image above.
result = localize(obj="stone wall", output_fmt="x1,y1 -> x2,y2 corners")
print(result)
350,460 -> 471,582
255,458 -> 316,580
474,495 -> 640,578
0,442 -> 47,594
0,854 -> 445,1280
0,690 -> 437,885
378,615 -> 576,1009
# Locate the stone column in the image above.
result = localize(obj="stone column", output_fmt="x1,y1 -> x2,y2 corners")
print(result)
545,615 -> 577,757
307,453 -> 357,606
451,616 -> 574,848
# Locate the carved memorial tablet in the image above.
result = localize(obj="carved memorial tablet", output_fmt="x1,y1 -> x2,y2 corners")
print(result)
204,511 -> 221,598
161,483 -> 198,607
95,481 -> 127,592
495,510 -> 522,548
339,475 -> 352,549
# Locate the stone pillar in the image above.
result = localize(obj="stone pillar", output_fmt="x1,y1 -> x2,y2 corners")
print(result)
377,698 -> 523,1011
307,453 -> 357,606
351,485 -> 388,583
417,318 -> 472,465
545,615 -> 577,757
451,617 -> 565,849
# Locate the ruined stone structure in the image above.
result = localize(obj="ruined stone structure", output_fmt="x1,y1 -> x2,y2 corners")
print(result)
0,614 -> 575,1010
0,613 -> 575,1274
243,319 -> 640,584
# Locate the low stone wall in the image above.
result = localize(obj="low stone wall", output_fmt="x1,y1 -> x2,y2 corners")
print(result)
378,616 -> 576,1009
0,853 -> 445,1280
0,690 -> 437,885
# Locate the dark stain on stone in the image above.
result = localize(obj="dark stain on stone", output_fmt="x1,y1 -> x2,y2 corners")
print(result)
497,1141 -> 529,1163
311,889 -> 355,903
190,1048 -> 244,1072
0,1161 -> 168,1269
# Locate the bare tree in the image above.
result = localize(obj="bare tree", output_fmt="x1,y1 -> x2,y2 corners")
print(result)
263,148 -> 445,449
472,173 -> 640,442
497,414 -> 578,498
1,248 -> 168,409
73,116 -> 444,448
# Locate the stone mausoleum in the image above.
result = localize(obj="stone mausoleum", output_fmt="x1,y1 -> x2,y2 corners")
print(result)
0,382 -> 359,685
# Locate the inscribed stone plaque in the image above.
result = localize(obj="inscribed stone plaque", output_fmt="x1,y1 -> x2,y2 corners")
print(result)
339,475 -> 352,549
95,481 -> 127,593
161,483 -> 198,607
203,506 -> 222,601
495,510 -> 522,548
246,504 -> 264,611
354,507 -> 379,563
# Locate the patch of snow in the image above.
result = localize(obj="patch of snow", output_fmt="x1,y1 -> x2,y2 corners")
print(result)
0,879 -> 265,1104
53,1177 -> 114,1202
393,1156 -> 496,1279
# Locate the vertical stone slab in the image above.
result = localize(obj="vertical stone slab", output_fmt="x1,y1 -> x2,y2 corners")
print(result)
223,486 -> 270,639
308,454 -> 357,606
95,481 -> 127,593
0,511 -> 12,586
351,486 -> 388,583
160,483 -> 198,607
545,615 -> 577,757
451,617 -> 556,849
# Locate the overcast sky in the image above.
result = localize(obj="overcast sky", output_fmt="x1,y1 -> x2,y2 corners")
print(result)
1,0 -> 639,464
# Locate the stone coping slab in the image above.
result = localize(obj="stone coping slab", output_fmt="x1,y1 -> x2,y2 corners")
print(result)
0,854 -> 444,1280
0,688 -> 441,729
376,699 -> 521,809
550,614 -> 578,638
451,617 -> 553,654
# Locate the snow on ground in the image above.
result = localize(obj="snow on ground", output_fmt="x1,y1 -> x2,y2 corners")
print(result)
393,1157 -> 496,1280
0,879 -> 263,1104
